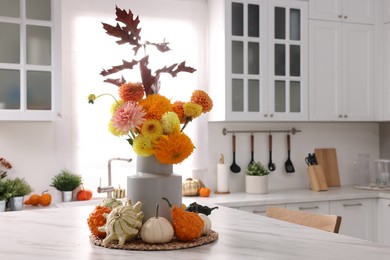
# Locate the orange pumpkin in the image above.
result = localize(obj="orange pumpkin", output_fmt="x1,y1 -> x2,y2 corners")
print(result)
199,187 -> 211,197
39,191 -> 52,206
87,206 -> 112,238
77,187 -> 93,201
24,194 -> 40,206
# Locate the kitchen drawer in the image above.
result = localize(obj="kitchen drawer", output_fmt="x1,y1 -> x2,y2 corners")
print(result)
238,204 -> 286,216
286,201 -> 330,214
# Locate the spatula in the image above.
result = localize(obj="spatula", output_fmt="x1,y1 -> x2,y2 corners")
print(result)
285,133 -> 295,173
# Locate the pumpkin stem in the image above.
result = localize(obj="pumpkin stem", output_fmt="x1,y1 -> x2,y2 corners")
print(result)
162,197 -> 172,208
42,189 -> 49,195
155,203 -> 159,219
194,202 -> 199,213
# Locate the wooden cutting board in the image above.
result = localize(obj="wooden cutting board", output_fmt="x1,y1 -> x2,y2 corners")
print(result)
314,148 -> 341,187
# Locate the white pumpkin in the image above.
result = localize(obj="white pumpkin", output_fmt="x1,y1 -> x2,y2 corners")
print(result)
140,204 -> 174,244
199,213 -> 212,235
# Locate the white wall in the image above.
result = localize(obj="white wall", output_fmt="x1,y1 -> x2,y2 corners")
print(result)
206,122 -> 380,193
0,0 -> 382,201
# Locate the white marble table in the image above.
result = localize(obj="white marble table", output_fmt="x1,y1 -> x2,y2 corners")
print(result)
1,202 -> 390,260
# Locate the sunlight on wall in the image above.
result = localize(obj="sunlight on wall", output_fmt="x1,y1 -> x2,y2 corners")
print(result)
70,9 -> 206,194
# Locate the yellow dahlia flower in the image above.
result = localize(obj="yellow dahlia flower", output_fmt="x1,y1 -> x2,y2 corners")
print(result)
183,102 -> 202,119
133,135 -> 154,157
141,119 -> 163,141
161,111 -> 180,135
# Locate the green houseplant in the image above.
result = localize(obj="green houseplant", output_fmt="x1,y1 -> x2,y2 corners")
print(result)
245,162 -> 270,194
0,178 -> 13,212
51,169 -> 82,202
8,178 -> 33,211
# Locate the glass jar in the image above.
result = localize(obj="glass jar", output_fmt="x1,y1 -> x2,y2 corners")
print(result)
374,159 -> 390,188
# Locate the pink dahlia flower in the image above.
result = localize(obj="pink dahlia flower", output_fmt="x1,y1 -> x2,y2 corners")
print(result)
111,101 -> 146,134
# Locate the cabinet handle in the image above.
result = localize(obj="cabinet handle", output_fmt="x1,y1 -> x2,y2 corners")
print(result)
344,115 -> 348,118
338,14 -> 343,18
388,204 -> 390,207
344,15 -> 348,19
270,114 -> 274,118
342,203 -> 362,207
264,114 -> 268,117
252,210 -> 266,214
339,114 -> 343,118
298,206 -> 319,210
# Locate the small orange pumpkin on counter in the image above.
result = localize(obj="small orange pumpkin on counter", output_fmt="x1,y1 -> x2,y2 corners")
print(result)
24,190 -> 52,206
199,187 -> 211,197
77,186 -> 93,201
38,190 -> 52,206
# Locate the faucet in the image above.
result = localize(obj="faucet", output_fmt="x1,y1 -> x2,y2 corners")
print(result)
97,157 -> 132,198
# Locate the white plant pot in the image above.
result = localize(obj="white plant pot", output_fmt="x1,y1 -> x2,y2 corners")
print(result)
62,191 -> 73,202
0,200 -> 6,212
246,175 -> 268,194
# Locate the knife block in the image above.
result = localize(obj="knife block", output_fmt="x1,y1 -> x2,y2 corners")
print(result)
307,165 -> 328,191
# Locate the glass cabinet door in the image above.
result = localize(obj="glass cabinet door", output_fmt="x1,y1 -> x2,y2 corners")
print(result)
270,1 -> 307,119
229,1 -> 266,117
0,0 -> 59,120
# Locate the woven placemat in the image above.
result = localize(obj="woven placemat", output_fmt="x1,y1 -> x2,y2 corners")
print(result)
90,230 -> 219,251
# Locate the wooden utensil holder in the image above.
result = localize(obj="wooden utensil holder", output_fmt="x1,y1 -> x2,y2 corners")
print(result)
307,165 -> 328,191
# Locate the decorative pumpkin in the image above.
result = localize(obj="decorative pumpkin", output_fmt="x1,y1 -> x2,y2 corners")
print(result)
162,197 -> 204,241
198,213 -> 212,235
199,187 -> 211,197
98,200 -> 144,246
87,205 -> 112,238
38,191 -> 52,206
182,178 -> 205,196
140,204 -> 174,244
77,186 -> 93,201
24,194 -> 40,206
100,197 -> 123,209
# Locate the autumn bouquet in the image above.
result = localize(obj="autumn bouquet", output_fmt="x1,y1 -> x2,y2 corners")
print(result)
88,6 -> 212,165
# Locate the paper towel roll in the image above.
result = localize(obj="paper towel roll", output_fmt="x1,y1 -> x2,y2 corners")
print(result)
217,164 -> 229,192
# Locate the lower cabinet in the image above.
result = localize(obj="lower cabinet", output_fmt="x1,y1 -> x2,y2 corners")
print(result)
378,199 -> 390,245
238,204 -> 285,216
285,201 -> 329,214
329,199 -> 374,241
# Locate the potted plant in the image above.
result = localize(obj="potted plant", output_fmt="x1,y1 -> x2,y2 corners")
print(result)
8,178 -> 33,211
245,161 -> 270,194
51,169 -> 82,202
0,178 -> 13,212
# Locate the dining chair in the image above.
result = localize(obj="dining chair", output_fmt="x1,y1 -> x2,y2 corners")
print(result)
266,206 -> 342,233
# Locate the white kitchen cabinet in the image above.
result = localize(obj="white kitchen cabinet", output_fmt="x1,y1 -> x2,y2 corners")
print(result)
383,0 -> 390,23
378,198 -> 390,245
208,0 -> 307,122
330,199 -> 374,241
238,204 -> 285,216
0,0 -> 61,121
383,23 -> 390,120
309,0 -> 375,24
285,201 -> 329,214
309,15 -> 374,121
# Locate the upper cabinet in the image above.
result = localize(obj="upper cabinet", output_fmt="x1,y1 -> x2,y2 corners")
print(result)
208,0 -> 308,122
0,0 -> 61,121
309,0 -> 375,24
309,0 -> 375,121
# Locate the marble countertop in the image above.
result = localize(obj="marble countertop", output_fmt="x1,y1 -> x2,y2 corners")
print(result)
1,198 -> 390,259
188,186 -> 390,207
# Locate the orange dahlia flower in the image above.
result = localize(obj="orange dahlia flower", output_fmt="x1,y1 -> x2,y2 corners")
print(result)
119,82 -> 144,102
190,90 -> 213,113
154,132 -> 194,164
172,101 -> 186,123
138,94 -> 172,121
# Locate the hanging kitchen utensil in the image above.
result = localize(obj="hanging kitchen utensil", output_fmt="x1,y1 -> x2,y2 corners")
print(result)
285,133 -> 295,173
230,134 -> 241,173
249,134 -> 255,166
268,134 -> 276,171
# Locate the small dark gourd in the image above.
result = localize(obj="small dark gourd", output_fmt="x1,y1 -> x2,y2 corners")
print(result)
185,202 -> 218,215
